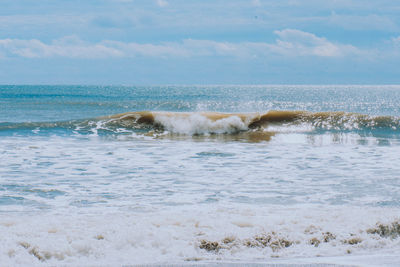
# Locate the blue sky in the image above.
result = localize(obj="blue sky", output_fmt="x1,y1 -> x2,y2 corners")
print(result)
1,0 -> 400,84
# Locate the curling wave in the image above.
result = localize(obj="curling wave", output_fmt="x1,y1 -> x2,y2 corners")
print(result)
106,110 -> 400,132
1,111 -> 399,137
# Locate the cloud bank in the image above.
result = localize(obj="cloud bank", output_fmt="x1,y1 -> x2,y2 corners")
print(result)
0,29 -> 366,60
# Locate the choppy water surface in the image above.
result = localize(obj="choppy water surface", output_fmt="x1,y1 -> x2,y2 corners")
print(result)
1,85 -> 400,266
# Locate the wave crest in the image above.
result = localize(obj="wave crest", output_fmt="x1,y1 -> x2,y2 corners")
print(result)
1,111 -> 399,138
108,110 -> 400,132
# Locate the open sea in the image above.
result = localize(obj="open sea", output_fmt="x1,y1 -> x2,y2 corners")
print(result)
1,85 -> 400,266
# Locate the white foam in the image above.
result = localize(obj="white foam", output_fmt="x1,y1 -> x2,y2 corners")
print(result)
154,114 -> 249,135
2,133 -> 400,265
1,205 -> 400,266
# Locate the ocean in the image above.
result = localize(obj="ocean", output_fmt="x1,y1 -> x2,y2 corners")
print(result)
1,85 -> 400,266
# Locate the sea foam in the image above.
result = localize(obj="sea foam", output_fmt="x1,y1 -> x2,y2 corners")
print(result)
2,85 -> 400,266
2,205 -> 400,266
154,113 -> 249,135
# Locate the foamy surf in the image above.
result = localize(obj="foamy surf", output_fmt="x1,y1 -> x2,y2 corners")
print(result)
100,110 -> 400,138
108,110 -> 400,131
3,85 -> 400,266
2,205 -> 400,266
2,110 -> 399,139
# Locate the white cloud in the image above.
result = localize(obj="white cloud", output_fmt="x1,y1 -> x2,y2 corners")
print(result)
392,36 -> 400,45
270,29 -> 360,57
391,37 -> 400,57
0,37 -> 122,59
0,30 -> 368,60
328,14 -> 398,32
103,40 -> 187,57
156,0 -> 168,7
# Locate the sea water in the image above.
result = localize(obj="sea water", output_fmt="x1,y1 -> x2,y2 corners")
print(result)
1,85 -> 400,266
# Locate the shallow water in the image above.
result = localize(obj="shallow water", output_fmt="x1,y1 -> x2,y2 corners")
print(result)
1,85 -> 400,266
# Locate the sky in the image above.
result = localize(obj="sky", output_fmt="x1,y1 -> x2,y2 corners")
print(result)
0,0 -> 400,84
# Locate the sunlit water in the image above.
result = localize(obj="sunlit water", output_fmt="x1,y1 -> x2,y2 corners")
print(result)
1,85 -> 400,266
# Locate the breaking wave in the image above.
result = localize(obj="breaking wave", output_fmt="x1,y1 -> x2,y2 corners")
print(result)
1,111 -> 400,137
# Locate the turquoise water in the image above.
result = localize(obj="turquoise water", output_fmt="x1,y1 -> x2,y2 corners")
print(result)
2,85 -> 400,122
1,85 -> 400,265
1,85 -> 400,137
